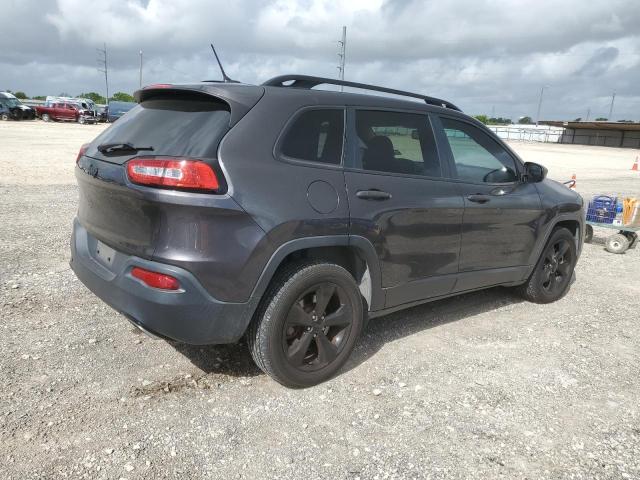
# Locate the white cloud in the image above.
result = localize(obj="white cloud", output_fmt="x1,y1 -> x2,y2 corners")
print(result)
1,0 -> 639,120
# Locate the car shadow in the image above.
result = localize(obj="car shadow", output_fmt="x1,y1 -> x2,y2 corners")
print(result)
342,286 -> 525,375
171,286 -> 525,381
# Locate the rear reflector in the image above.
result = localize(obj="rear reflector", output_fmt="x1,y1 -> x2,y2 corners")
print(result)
126,157 -> 219,191
131,267 -> 180,290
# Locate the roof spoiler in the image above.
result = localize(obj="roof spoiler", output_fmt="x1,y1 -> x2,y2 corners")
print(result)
262,74 -> 461,112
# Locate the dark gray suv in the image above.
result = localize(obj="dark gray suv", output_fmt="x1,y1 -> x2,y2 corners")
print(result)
71,75 -> 584,387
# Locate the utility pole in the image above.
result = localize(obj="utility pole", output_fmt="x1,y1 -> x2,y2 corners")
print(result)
585,107 -> 590,121
97,43 -> 109,106
337,26 -> 346,92
535,85 -> 549,126
608,92 -> 615,120
139,50 -> 143,89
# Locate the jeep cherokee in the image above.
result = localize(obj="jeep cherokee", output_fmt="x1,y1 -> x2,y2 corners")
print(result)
70,75 -> 584,387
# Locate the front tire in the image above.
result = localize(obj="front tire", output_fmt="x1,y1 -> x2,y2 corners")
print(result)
248,262 -> 364,388
41,113 -> 50,122
516,227 -> 577,304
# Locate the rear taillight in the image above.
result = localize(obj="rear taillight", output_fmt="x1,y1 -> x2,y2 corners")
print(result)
126,157 -> 220,191
131,267 -> 180,290
76,143 -> 89,164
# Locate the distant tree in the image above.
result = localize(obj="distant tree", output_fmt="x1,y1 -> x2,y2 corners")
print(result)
78,92 -> 107,104
518,116 -> 533,124
617,119 -> 634,123
573,117 -> 582,122
111,92 -> 135,102
595,117 -> 608,121
474,114 -> 489,124
13,91 -> 27,99
31,95 -> 46,101
489,117 -> 512,125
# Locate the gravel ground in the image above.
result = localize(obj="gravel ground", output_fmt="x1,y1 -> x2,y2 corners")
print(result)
1,120 -> 639,479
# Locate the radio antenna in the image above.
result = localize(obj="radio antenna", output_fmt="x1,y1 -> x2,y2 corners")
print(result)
210,44 -> 239,83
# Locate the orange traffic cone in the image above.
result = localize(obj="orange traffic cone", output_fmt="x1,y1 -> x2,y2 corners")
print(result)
570,173 -> 576,189
632,156 -> 639,171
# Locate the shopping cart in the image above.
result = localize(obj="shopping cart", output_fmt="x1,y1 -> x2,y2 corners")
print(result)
583,195 -> 639,254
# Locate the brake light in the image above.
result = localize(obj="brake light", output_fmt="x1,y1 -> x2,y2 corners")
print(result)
131,267 -> 180,290
76,143 -> 89,164
126,157 -> 219,191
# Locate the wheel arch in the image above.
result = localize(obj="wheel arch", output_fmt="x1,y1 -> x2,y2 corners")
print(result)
527,214 -> 584,274
248,236 -> 384,317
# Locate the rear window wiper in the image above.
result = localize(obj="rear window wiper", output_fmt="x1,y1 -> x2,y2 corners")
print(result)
97,142 -> 154,154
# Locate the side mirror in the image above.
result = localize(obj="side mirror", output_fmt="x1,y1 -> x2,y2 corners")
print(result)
524,162 -> 547,182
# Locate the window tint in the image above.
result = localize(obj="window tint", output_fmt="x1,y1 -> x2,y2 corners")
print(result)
91,94 -> 231,158
441,118 -> 518,183
355,110 -> 441,177
281,109 -> 344,164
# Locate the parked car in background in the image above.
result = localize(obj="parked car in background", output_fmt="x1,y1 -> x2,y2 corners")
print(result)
96,106 -> 108,123
35,102 -> 96,123
45,96 -> 97,116
0,92 -> 36,120
107,100 -> 136,122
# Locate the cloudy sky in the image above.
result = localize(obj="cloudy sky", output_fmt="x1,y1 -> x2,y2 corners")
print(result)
1,0 -> 639,120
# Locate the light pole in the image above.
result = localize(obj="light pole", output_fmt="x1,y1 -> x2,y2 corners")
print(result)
535,85 -> 550,126
139,50 -> 143,89
608,92 -> 615,121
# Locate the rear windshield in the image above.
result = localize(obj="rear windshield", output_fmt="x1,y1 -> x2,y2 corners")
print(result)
91,94 -> 231,159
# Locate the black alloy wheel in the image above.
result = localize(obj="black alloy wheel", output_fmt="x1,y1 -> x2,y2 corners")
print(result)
282,282 -> 353,371
540,237 -> 573,295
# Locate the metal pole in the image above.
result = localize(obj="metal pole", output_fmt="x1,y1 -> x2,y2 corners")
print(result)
586,107 -> 590,121
535,86 -> 545,126
337,26 -> 346,92
139,50 -> 143,88
608,92 -> 615,120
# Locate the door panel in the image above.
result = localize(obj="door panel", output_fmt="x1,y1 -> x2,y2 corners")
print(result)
345,109 -> 463,308
434,115 -> 544,275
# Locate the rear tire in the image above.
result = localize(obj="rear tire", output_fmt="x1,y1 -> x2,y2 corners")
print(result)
516,227 -> 577,304
1,113 -> 8,121
41,113 -> 50,122
605,233 -> 629,254
247,261 -> 363,388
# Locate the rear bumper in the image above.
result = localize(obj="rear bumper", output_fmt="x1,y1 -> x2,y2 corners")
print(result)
70,219 -> 252,344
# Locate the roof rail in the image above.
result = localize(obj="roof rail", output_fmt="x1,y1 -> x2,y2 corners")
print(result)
262,74 -> 461,112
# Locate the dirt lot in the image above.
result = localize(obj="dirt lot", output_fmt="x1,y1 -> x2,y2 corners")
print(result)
1,120 -> 639,479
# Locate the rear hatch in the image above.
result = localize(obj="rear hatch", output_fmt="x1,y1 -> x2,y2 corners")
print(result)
76,85 -> 263,257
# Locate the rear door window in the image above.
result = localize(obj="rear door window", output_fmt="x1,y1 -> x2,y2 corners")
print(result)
88,93 -> 231,161
440,117 -> 518,183
354,110 -> 442,177
280,109 -> 344,165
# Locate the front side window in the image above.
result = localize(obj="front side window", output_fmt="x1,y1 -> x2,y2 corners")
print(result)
355,110 -> 442,177
440,117 -> 518,183
280,109 -> 344,165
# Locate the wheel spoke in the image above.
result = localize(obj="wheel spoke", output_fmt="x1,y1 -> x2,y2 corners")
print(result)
314,284 -> 336,315
286,332 -> 314,366
315,333 -> 338,365
286,304 -> 314,327
557,241 -> 570,259
322,305 -> 352,328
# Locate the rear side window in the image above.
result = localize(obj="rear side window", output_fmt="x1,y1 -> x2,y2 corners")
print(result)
92,94 -> 231,158
280,109 -> 344,165
354,110 -> 442,177
440,117 -> 518,183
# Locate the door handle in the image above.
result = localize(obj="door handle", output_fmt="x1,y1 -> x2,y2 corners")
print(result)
467,194 -> 491,204
356,189 -> 392,200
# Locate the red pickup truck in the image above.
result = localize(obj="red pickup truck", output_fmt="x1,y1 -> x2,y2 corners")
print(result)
35,102 -> 96,123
